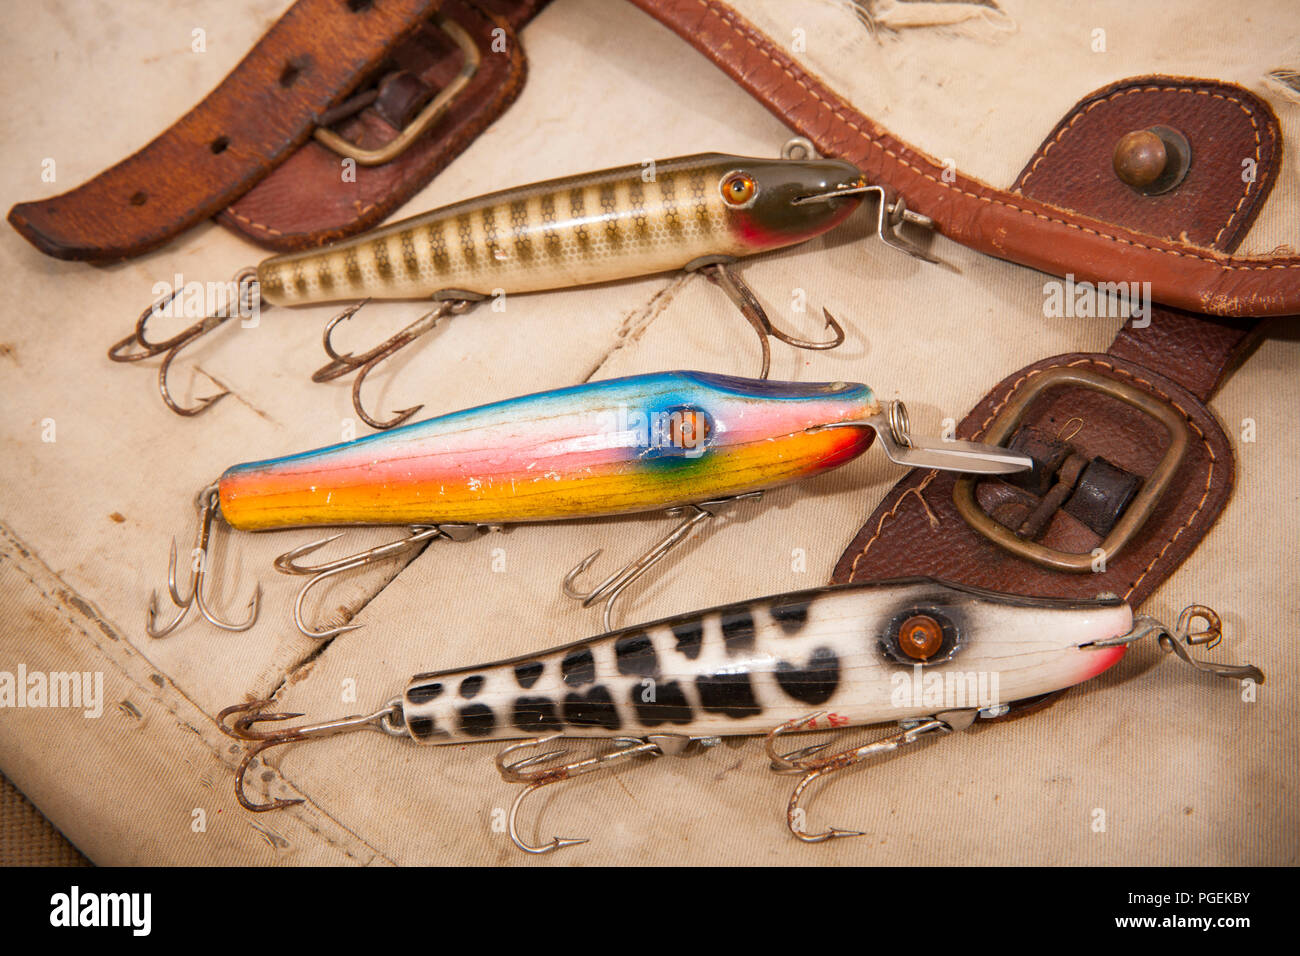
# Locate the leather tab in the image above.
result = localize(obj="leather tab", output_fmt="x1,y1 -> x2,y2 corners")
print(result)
218,0 -> 544,251
832,75 -> 1280,606
832,353 -> 1234,608
1014,76 -> 1280,250
1016,76 -> 1272,403
7,0 -> 440,262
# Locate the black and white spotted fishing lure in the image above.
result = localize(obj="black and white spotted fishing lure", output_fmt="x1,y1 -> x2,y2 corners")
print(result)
219,578 -> 1259,853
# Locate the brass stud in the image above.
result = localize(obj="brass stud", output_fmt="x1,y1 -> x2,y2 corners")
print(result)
1112,125 -> 1191,196
1113,130 -> 1167,188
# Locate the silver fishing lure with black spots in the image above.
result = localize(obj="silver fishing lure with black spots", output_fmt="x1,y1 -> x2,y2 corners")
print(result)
218,579 -> 1259,852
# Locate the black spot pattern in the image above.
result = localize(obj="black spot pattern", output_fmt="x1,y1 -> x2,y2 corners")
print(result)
561,648 -> 596,686
316,264 -> 334,292
459,675 -> 484,699
408,715 -> 440,740
721,609 -> 756,656
774,647 -> 841,705
514,661 -> 543,688
513,697 -> 563,733
458,704 -> 496,737
407,682 -> 443,704
769,599 -> 810,634
696,672 -> 761,718
632,680 -> 692,726
615,632 -> 659,677
563,686 -> 621,730
672,620 -> 703,660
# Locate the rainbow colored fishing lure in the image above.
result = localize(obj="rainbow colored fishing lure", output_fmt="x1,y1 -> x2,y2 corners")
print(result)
218,371 -> 877,530
148,371 -> 1029,638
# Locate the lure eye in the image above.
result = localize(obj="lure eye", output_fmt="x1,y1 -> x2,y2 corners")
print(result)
660,404 -> 713,454
897,614 -> 944,661
881,606 -> 960,665
669,407 -> 711,448
721,173 -> 757,206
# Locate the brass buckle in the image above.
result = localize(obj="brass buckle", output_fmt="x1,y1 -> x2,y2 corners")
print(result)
313,15 -> 481,167
952,366 -> 1189,572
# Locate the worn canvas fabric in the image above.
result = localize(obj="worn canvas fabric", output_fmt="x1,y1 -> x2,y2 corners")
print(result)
0,0 -> 1294,864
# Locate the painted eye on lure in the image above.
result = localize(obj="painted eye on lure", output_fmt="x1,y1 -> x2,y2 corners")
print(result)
898,614 -> 945,660
882,606 -> 959,664
664,405 -> 712,449
721,172 -> 757,206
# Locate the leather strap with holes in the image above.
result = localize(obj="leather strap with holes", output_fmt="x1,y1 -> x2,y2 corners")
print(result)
627,0 -> 1300,318
7,0 -> 440,262
830,76 -> 1278,615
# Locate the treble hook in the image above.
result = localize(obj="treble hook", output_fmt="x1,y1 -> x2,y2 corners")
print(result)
765,709 -> 977,842
217,698 -> 404,812
108,267 -> 263,417
273,524 -> 482,638
562,493 -> 763,630
311,296 -> 478,429
692,261 -> 845,380
145,482 -> 261,638
495,734 -> 671,853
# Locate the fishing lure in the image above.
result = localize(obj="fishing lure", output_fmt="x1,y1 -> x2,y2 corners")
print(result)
218,579 -> 1261,852
147,370 -> 1030,638
110,139 -> 940,427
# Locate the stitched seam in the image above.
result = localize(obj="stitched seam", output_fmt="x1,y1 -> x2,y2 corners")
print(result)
846,359 -> 1215,602
694,0 -> 1298,273
1017,84 -> 1262,248
0,527 -> 383,864
223,1 -> 523,241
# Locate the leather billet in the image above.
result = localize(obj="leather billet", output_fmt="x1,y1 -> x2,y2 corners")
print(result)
7,0 -> 548,262
626,0 -> 1299,318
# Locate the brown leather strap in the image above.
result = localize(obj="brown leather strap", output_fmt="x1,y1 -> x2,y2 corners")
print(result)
627,0 -> 1300,318
830,76 -> 1279,607
219,0 -> 545,251
8,0 -> 440,263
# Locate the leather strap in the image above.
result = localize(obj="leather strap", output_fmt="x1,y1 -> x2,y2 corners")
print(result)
8,0 -> 440,262
219,0 -> 548,250
626,0 -> 1300,318
830,76 -> 1278,609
